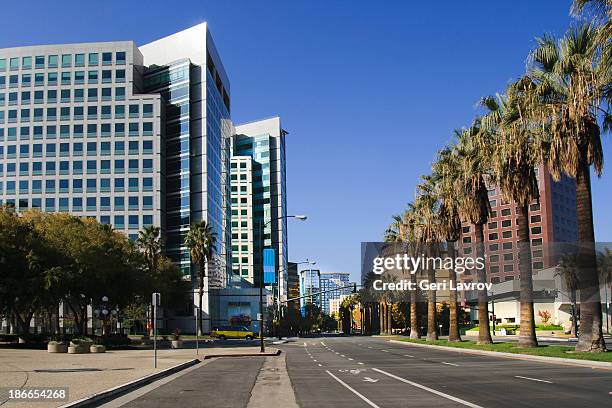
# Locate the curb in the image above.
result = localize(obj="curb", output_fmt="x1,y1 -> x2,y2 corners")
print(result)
202,349 -> 281,359
388,340 -> 612,370
58,358 -> 200,408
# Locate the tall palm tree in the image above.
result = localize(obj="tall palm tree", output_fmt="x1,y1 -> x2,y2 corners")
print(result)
454,125 -> 494,344
386,209 -> 421,339
481,87 -> 541,348
525,24 -> 610,351
432,147 -> 463,342
414,178 -> 440,342
137,226 -> 162,336
184,220 -> 217,336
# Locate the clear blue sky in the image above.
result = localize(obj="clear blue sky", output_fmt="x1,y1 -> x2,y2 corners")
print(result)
2,0 -> 610,282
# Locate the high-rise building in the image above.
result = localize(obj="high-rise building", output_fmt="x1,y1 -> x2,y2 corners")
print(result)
319,272 -> 352,315
0,23 -> 233,332
231,117 -> 288,297
299,269 -> 321,314
459,164 -> 578,284
287,261 -> 300,312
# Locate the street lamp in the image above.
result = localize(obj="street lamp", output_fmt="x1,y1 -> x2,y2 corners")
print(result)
258,214 -> 307,352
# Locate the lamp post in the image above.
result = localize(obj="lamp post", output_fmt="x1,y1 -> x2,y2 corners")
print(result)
259,215 -> 307,352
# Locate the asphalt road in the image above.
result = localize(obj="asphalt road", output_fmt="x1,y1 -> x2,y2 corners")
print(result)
106,337 -> 611,407
281,336 -> 612,408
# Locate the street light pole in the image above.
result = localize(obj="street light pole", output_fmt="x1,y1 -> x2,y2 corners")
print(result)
258,215 -> 307,352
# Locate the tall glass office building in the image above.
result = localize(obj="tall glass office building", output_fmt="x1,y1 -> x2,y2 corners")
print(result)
231,118 -> 288,298
0,23 -> 233,332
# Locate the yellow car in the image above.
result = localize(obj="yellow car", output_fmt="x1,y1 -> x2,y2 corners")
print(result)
212,326 -> 255,340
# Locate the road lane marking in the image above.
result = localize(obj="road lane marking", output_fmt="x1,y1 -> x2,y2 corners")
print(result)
348,358 -> 354,361
358,362 -> 364,365
371,368 -> 484,408
368,346 -> 373,349
441,362 -> 459,367
318,364 -> 322,367
313,360 -> 317,362
325,370 -> 381,408
381,350 -> 389,353
514,376 -> 552,384
341,354 -> 345,357
404,355 -> 414,357
363,377 -> 379,383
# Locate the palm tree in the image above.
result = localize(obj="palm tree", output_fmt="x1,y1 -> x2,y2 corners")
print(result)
481,86 -> 541,348
572,1 -> 612,44
432,148 -> 463,342
136,226 -> 163,336
454,126 -> 494,344
414,178 -> 440,342
385,209 -> 422,338
184,220 -> 217,336
556,253 -> 581,337
525,24 -> 610,351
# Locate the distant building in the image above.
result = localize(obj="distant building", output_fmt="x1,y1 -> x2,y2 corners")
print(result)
299,269 -> 320,314
287,262 -> 300,312
319,272 -> 352,315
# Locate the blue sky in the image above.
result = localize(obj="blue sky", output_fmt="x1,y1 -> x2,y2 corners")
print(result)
2,0 -> 609,282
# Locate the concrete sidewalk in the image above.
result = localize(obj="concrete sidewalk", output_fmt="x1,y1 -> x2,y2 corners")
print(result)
0,346 -> 278,408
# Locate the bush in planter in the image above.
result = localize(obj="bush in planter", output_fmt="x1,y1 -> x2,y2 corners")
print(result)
90,344 -> 106,353
47,340 -> 68,353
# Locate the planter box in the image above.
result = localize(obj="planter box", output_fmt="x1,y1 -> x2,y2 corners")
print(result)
47,343 -> 68,353
171,340 -> 183,349
68,345 -> 90,354
90,345 -> 106,353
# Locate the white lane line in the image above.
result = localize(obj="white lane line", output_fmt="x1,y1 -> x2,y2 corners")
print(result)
341,354 -> 345,357
441,362 -> 459,367
335,352 -> 340,355
514,375 -> 552,384
325,370 -> 381,408
318,363 -> 322,367
381,350 -> 389,353
372,368 -> 484,408
367,346 -> 373,349
358,362 -> 364,365
348,358 -> 354,361
404,354 -> 414,358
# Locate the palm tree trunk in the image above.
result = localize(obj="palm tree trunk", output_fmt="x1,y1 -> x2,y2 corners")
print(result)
474,223 -> 493,344
410,270 -> 420,338
387,304 -> 393,334
517,203 -> 538,347
447,241 -> 461,342
574,165 -> 606,352
426,245 -> 438,341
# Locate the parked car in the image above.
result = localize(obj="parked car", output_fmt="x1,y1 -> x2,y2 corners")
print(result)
211,326 -> 254,340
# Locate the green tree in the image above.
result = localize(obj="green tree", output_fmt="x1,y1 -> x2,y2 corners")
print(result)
525,24 -> 610,351
454,125 -> 494,344
184,220 -> 217,336
137,226 -> 163,336
481,87 -> 541,347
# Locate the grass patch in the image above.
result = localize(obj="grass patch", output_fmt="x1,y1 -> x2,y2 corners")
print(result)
398,338 -> 612,362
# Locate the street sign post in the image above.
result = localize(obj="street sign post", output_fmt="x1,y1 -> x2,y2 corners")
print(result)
152,293 -> 160,368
